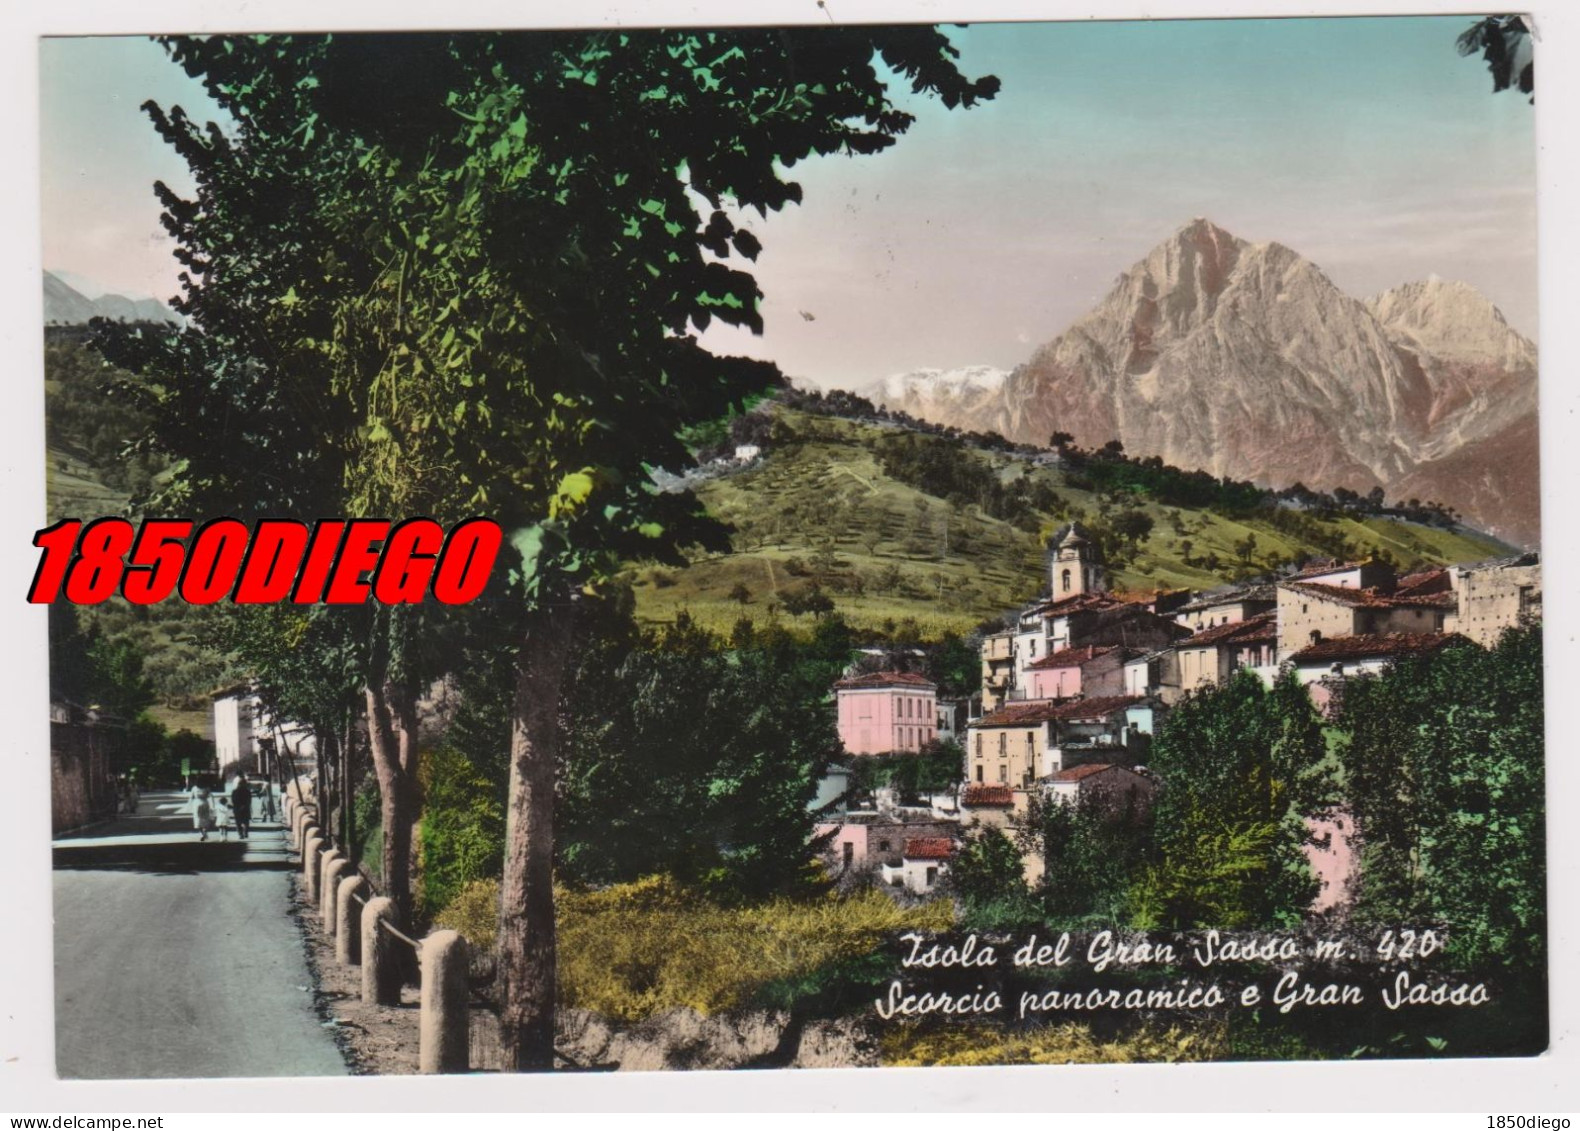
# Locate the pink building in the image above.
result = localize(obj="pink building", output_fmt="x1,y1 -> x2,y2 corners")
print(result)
834,671 -> 938,755
1304,808 -> 1359,913
1024,645 -> 1129,701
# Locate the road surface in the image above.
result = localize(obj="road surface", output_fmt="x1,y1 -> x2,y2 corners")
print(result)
52,790 -> 350,1079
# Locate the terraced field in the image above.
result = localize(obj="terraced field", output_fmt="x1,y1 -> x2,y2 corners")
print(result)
626,409 -> 1512,640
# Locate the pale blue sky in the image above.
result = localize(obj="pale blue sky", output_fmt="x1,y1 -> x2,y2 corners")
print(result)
40,17 -> 1537,388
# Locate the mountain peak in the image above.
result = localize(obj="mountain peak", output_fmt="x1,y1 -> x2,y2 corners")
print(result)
1367,279 -> 1532,367
1176,216 -> 1241,242
43,270 -> 180,326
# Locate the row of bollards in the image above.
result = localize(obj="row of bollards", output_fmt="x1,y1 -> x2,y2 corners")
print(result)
282,788 -> 470,1073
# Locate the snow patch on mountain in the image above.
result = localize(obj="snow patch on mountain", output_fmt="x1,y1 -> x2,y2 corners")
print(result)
880,365 -> 1008,401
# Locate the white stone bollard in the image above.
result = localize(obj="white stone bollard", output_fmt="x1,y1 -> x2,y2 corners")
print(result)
419,930 -> 470,1074
321,855 -> 349,930
336,876 -> 367,966
361,896 -> 401,1006
304,834 -> 325,904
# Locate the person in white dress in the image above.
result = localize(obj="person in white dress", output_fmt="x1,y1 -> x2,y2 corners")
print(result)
190,782 -> 217,841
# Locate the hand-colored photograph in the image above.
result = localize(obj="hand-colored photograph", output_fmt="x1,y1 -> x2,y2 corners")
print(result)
39,13 -> 1542,1079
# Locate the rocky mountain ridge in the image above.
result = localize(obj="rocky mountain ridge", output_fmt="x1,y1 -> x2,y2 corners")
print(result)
44,270 -> 179,326
875,219 -> 1539,547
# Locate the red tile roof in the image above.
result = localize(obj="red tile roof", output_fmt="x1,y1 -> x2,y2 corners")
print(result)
1031,592 -> 1127,617
1175,584 -> 1278,614
1026,645 -> 1120,671
903,837 -> 956,860
1396,568 -> 1453,596
1055,695 -> 1143,720
1290,632 -> 1468,665
1289,559 -> 1359,580
972,694 -> 1142,729
1049,763 -> 1120,783
1179,612 -> 1278,649
972,699 -> 1065,727
1282,580 -> 1454,610
961,785 -> 1015,807
1048,694 -> 1144,722
834,670 -> 937,691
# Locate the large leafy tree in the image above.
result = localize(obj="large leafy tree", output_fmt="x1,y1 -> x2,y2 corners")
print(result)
1132,669 -> 1331,929
1336,627 -> 1544,984
98,27 -> 997,1069
558,613 -> 846,899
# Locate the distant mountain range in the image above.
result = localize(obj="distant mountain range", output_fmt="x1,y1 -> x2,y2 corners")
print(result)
43,270 -> 179,326
873,219 -> 1540,548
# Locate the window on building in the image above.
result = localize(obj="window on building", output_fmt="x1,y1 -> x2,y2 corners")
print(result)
1062,568 -> 1072,593
998,733 -> 1007,757
998,763 -> 1008,783
925,866 -> 938,888
878,840 -> 890,853
842,842 -> 854,868
975,764 -> 983,783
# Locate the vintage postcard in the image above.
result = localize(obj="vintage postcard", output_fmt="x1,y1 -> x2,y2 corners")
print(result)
27,6 -> 1551,1096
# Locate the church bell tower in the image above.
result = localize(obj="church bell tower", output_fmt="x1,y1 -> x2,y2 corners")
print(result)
1051,523 -> 1106,599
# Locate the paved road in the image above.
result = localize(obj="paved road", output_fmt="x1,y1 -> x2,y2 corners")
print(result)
53,791 -> 349,1079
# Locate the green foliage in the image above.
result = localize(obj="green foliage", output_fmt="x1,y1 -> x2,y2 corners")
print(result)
874,430 -> 1063,528
48,602 -> 155,719
945,826 -> 1033,924
43,335 -> 165,499
353,775 -> 384,880
436,873 -> 954,1020
432,877 -> 505,951
559,875 -> 954,1021
925,632 -> 979,698
1337,626 -> 1544,980
845,739 -> 964,802
628,406 -> 1504,638
419,744 -> 507,918
882,1020 -> 1227,1066
1134,669 -> 1330,929
1023,793 -> 1152,926
558,611 -> 848,901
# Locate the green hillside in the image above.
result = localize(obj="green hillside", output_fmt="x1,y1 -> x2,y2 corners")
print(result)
625,407 -> 1511,640
43,325 -> 1512,672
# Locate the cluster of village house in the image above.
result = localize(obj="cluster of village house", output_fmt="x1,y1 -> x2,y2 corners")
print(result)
818,524 -> 1541,904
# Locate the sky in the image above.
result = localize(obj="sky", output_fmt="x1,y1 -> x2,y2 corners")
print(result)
39,17 -> 1538,390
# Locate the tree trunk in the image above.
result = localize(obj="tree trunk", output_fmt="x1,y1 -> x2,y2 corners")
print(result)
318,728 -> 339,851
393,686 -> 424,906
497,602 -> 579,1071
342,717 -> 358,867
366,680 -> 419,925
313,726 -> 330,826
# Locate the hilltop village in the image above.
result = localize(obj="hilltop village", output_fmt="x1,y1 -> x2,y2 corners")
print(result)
822,523 -> 1541,901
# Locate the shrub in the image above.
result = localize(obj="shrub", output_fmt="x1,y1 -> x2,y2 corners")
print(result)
419,744 -> 506,917
436,874 -> 954,1021
433,877 -> 502,951
558,877 -> 954,1020
881,1020 -> 1228,1066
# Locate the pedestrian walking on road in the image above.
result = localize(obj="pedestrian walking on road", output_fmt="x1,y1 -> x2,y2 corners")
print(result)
230,775 -> 252,840
190,782 -> 217,842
